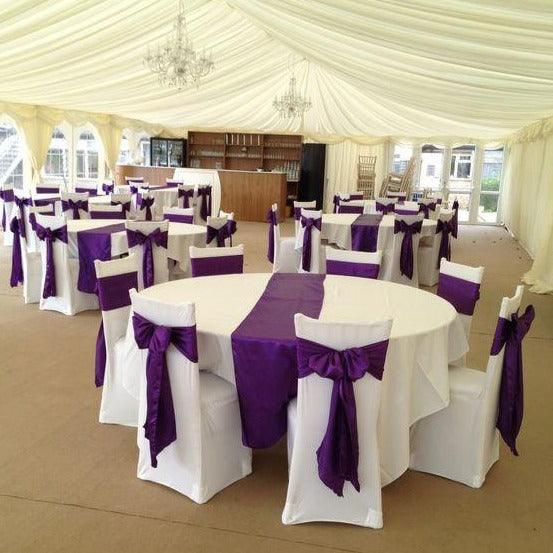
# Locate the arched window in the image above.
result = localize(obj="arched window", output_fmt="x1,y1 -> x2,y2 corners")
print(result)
43,127 -> 69,180
0,122 -> 25,189
76,130 -> 99,180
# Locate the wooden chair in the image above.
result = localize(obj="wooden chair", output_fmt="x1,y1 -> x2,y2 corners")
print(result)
381,157 -> 415,198
357,155 -> 377,199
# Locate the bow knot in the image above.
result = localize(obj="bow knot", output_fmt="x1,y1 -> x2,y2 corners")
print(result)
126,228 -> 168,288
178,188 -> 195,208
35,224 -> 68,298
393,219 -> 422,279
206,220 -> 236,247
102,183 -> 114,194
62,199 -> 88,220
139,197 -> 155,221
376,201 -> 394,214
418,201 -> 436,219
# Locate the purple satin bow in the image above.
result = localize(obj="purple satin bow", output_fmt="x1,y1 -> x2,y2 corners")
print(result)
267,209 -> 278,263
206,220 -> 237,247
62,199 -> 88,220
35,223 -> 68,298
14,196 -> 32,238
102,182 -> 114,194
451,200 -> 459,238
132,312 -> 198,468
418,201 -> 436,219
9,217 -> 24,287
198,187 -> 212,221
436,219 -> 454,268
126,228 -> 168,288
139,197 -> 155,221
178,188 -> 195,209
393,219 -> 422,279
375,202 -> 394,215
490,305 -> 535,456
301,216 -> 322,272
297,337 -> 389,496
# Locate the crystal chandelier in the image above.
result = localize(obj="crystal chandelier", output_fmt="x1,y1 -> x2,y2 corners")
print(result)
273,75 -> 312,118
144,0 -> 214,89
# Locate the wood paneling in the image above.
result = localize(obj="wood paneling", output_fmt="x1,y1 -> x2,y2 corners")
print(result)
115,165 -> 174,186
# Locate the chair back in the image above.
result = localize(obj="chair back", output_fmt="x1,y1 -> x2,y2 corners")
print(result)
293,201 -> 316,233
163,206 -> 194,224
90,204 -> 125,220
206,215 -> 235,247
136,191 -> 159,221
189,244 -> 244,277
295,209 -> 322,274
109,193 -> 132,216
394,201 -> 418,215
35,183 -> 61,194
337,201 -> 364,214
177,183 -> 197,209
61,192 -> 90,220
390,213 -> 424,287
326,247 -> 382,279
74,183 -> 98,195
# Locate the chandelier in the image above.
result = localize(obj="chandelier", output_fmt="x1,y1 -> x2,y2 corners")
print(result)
144,0 -> 214,89
273,75 -> 312,118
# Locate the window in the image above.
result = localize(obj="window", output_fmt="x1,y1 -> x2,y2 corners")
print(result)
139,137 -> 151,166
478,147 -> 504,223
43,128 -> 69,180
450,150 -> 474,180
75,130 -> 99,180
392,144 -> 413,174
426,165 -> 435,177
118,135 -> 131,165
0,123 -> 25,189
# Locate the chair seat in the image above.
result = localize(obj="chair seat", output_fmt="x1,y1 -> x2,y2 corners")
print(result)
200,372 -> 239,434
449,366 -> 486,398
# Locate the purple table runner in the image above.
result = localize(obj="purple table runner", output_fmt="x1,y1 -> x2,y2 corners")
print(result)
231,273 -> 326,448
77,223 -> 126,293
351,214 -> 383,252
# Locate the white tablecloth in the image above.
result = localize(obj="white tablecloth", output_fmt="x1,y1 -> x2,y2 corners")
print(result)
133,273 -> 467,485
66,219 -> 206,273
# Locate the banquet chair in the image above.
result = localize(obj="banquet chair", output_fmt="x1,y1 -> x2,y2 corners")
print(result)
11,194 -> 36,251
125,220 -> 170,289
295,209 -> 322,274
381,214 -> 424,287
109,193 -> 132,218
293,201 -> 316,234
94,254 -> 139,426
418,210 -> 455,287
130,290 -> 252,503
196,184 -> 213,222
410,286 -> 534,488
333,192 -> 364,213
219,210 -> 234,220
282,314 -> 393,527
267,203 -> 299,273
165,178 -> 182,187
206,215 -> 236,247
374,197 -> 395,215
89,204 -> 125,220
74,182 -> 99,195
337,200 -> 364,214
1,183 -> 15,246
136,191 -> 158,221
163,206 -> 194,224
418,197 -> 438,219
325,247 -> 382,279
61,192 -> 90,220
35,214 -> 99,316
35,182 -> 61,194
394,201 -> 419,215
189,244 -> 244,277
177,183 -> 196,210
386,191 -> 407,202
149,187 -> 178,210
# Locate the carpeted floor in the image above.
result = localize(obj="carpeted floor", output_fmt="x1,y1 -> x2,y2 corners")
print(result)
0,222 -> 551,553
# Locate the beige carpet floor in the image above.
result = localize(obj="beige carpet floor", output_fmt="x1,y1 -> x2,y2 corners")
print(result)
0,222 -> 551,553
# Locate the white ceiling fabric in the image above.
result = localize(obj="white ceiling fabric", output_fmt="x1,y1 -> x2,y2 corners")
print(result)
1,0 -> 553,140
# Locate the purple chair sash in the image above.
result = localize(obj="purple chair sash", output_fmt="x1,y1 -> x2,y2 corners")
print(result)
332,195 -> 341,213
61,199 -> 89,220
267,208 -> 278,263
130,185 -> 139,195
164,213 -> 193,224
139,197 -> 155,221
437,273 -> 481,316
206,220 -> 237,247
300,216 -> 322,272
75,187 -> 97,196
338,205 -> 364,214
126,228 -> 168,288
101,182 -> 114,194
35,223 -> 68,298
436,219 -> 454,267
297,337 -> 389,496
231,273 -> 326,447
0,188 -> 15,231
132,312 -> 199,468
375,201 -> 394,214
9,217 -> 24,287
418,201 -> 436,219
95,271 -> 138,387
387,192 -> 406,202
90,210 -> 125,220
198,187 -> 212,221
29,209 -> 54,231
14,196 -> 32,238
326,259 -> 380,279
178,188 -> 195,208
393,219 -> 423,279
351,214 -> 382,253
490,305 -> 535,456
35,186 -> 60,194
33,197 -> 58,208
191,254 -> 243,277
165,180 -> 181,188
110,200 -> 131,214
394,208 -> 418,215
451,200 -> 459,238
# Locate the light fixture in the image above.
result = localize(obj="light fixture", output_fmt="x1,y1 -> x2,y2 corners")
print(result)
273,73 -> 312,119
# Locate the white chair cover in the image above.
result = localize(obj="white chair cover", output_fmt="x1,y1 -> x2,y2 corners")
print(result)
130,290 -> 252,503
177,183 -> 197,210
35,213 -> 98,316
95,254 -> 140,426
394,201 -> 419,213
325,247 -> 382,279
163,206 -> 195,223
60,192 -> 90,220
282,314 -> 393,527
268,203 -> 299,274
293,200 -> 316,234
410,286 -> 525,488
89,204 -> 125,219
295,208 -> 322,274
189,244 -> 244,277
206,216 -> 234,247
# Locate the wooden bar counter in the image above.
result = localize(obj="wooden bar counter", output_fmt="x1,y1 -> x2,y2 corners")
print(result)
115,165 -> 287,222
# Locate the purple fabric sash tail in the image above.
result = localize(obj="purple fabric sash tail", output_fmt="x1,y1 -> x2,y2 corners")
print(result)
326,260 -> 380,279
130,185 -> 139,195
35,223 -> 68,298
9,217 -> 24,287
110,200 -> 131,214
95,271 -> 138,387
267,208 -> 278,263
90,210 -> 125,220
62,199 -> 88,220
126,228 -> 168,288
164,213 -> 193,224
178,188 -> 195,208
14,196 -> 32,238
418,201 -> 436,219
490,305 -> 535,456
451,200 -> 459,238
231,273 -> 326,447
191,254 -> 243,277
394,219 -> 422,279
297,337 -> 389,496
139,197 -> 155,221
198,187 -> 212,221
77,223 -> 126,293
376,201 -> 394,214
338,205 -> 364,214
300,216 -> 322,271
437,273 -> 480,315
436,219 -> 454,267
35,186 -> 60,194
206,220 -> 237,247
351,214 -> 382,253
132,312 -> 199,467
102,182 -> 114,194
333,195 -> 341,213
0,188 -> 15,231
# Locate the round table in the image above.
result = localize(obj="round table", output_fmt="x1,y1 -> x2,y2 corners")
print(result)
131,273 -> 467,485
